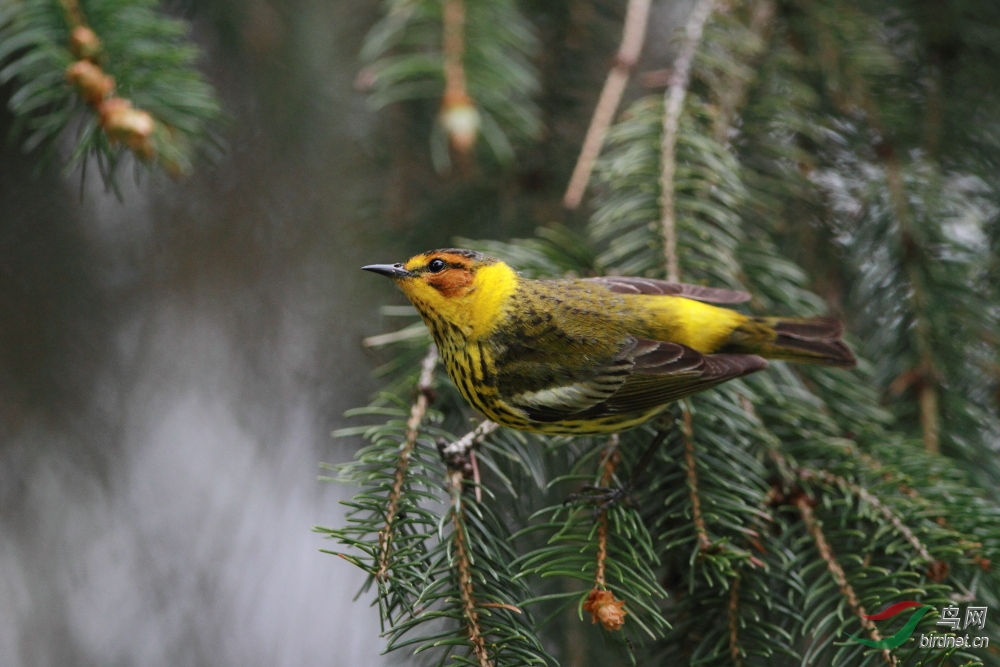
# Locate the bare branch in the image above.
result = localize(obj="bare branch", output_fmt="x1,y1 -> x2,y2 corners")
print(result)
563,0 -> 653,209
440,420 -> 500,459
438,420 -> 498,504
660,0 -> 715,282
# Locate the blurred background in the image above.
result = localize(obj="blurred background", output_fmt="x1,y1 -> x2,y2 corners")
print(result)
1,1 -> 429,664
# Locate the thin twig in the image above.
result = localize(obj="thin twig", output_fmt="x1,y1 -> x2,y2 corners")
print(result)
660,0 -> 715,282
449,468 -> 492,667
595,435 -> 620,588
469,449 -> 482,503
441,420 -> 500,459
881,146 -> 939,453
58,0 -> 85,27
583,436 -> 629,632
797,498 -> 897,666
563,0 -> 653,209
728,575 -> 743,667
442,0 -> 467,100
441,0 -> 478,155
438,420 -> 499,504
681,406 -> 712,551
362,322 -> 428,347
376,345 -> 438,582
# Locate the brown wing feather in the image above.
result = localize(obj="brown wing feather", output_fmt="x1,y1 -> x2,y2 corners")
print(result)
581,341 -> 767,415
773,317 -> 844,340
585,276 -> 751,304
518,337 -> 767,422
766,317 -> 856,367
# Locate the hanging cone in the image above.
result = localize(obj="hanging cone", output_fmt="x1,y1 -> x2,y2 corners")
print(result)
98,98 -> 156,160
440,91 -> 479,154
65,60 -> 114,106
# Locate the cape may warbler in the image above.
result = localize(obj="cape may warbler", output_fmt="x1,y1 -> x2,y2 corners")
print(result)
364,249 -> 855,435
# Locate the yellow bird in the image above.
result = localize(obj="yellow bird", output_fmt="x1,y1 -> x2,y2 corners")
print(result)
363,249 -> 855,435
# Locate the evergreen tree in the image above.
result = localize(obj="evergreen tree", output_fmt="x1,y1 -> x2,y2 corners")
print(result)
322,0 -> 1000,666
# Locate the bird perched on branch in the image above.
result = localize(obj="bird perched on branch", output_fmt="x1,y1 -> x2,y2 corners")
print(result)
363,249 -> 855,435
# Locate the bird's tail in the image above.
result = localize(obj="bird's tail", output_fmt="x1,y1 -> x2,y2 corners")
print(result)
733,316 -> 856,368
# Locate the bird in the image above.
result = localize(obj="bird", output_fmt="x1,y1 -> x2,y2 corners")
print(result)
363,248 -> 855,436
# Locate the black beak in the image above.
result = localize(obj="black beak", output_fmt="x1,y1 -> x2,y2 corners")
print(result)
362,263 -> 412,279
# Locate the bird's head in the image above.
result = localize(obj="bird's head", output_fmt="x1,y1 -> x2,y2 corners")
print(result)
362,249 -> 518,338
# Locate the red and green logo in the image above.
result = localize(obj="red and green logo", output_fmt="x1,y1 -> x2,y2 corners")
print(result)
848,601 -> 934,649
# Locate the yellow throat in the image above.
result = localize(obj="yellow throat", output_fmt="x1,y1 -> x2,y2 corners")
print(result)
398,256 -> 519,340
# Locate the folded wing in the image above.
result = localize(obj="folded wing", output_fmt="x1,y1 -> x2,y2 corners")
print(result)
511,336 -> 767,423
586,276 -> 751,304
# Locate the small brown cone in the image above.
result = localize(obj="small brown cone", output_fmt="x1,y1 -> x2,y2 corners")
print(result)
98,98 -> 156,160
583,588 -> 627,631
70,26 -> 102,61
65,61 -> 114,106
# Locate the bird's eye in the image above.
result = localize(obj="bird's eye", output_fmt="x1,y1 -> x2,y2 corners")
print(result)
428,258 -> 446,273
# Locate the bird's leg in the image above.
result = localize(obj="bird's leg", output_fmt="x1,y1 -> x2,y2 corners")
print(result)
567,429 -> 670,513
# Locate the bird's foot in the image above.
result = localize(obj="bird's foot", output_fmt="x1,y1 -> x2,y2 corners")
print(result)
565,484 -> 634,515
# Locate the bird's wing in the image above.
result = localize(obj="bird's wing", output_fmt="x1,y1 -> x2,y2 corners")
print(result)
506,340 -> 640,421
585,276 -> 751,304
511,337 -> 767,423
581,343 -> 767,416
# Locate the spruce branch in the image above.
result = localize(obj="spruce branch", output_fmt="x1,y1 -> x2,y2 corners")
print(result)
796,496 -> 897,667
562,0 -> 652,210
336,2 -> 1000,663
660,0 -> 715,282
793,466 -> 936,566
58,0 -> 158,165
359,0 -> 540,168
377,344 -> 438,582
0,0 -> 220,187
681,406 -> 712,552
448,467 -> 493,667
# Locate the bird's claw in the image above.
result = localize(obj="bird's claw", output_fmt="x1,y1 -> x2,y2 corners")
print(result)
565,484 -> 635,515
